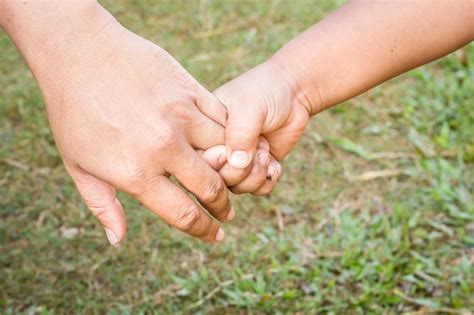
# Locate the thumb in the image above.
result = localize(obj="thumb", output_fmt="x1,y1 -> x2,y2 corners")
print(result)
214,87 -> 266,169
67,166 -> 126,246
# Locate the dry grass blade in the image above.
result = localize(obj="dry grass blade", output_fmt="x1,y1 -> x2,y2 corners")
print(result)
1,158 -> 29,171
191,20 -> 257,39
275,207 -> 284,232
350,169 -> 406,181
369,152 -> 418,160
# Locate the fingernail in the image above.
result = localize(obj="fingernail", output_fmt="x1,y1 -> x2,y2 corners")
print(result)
276,163 -> 282,178
229,150 -> 250,168
104,228 -> 119,246
258,151 -> 271,167
268,162 -> 278,181
215,228 -> 225,241
227,206 -> 235,221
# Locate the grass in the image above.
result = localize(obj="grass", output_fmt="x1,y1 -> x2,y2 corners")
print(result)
1,0 -> 473,313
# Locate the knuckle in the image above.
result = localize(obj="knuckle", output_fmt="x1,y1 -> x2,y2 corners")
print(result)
123,173 -> 145,196
233,167 -> 250,182
154,126 -> 179,151
88,204 -> 108,219
170,102 -> 194,123
88,199 -> 118,221
175,204 -> 201,231
200,177 -> 224,203
125,171 -> 158,198
228,129 -> 257,142
254,184 -> 273,196
230,186 -> 245,195
142,123 -> 179,153
85,197 -> 115,218
221,166 -> 250,186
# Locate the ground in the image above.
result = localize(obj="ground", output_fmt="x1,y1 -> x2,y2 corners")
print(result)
0,1 -> 473,313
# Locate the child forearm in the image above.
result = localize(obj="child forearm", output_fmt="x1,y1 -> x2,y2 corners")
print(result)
271,0 -> 474,115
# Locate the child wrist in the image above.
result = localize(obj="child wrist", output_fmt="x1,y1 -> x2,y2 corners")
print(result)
267,51 -> 323,116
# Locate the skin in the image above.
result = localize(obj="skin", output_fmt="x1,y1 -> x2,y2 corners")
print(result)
200,139 -> 281,196
218,0 -> 474,169
5,1 -> 468,246
0,1 -> 280,245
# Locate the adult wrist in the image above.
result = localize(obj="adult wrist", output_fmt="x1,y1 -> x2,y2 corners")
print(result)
1,1 -> 124,103
1,1 -> 119,79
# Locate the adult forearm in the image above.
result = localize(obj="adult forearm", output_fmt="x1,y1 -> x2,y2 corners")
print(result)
271,0 -> 474,115
0,1 -> 119,97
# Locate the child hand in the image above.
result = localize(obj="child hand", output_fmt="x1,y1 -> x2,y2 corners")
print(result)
199,138 -> 282,196
214,59 -> 311,167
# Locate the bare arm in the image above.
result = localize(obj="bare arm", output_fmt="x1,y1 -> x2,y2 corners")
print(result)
215,0 -> 473,167
273,0 -> 474,115
0,1 -> 234,244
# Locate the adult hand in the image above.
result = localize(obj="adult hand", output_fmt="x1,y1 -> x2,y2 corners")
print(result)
1,2 -> 233,244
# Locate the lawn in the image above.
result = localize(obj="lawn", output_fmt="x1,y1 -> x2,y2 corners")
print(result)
1,0 -> 473,313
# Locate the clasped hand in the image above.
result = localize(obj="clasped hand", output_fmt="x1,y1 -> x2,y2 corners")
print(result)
1,2 -> 310,245
57,13 -> 308,245
5,1 -> 469,245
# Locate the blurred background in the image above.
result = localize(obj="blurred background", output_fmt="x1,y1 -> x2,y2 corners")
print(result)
1,0 -> 473,313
